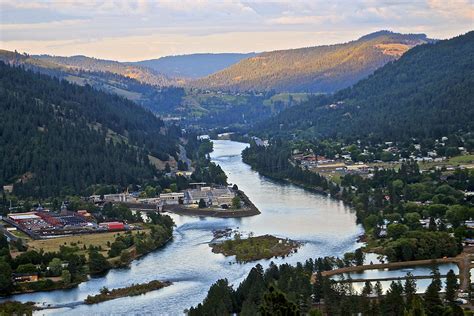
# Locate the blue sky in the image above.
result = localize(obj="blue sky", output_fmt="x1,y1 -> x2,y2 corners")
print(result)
1,0 -> 473,61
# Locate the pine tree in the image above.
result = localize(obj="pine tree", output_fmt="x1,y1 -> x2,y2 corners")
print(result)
423,279 -> 443,316
362,280 -> 373,296
354,248 -> 364,266
374,281 -> 383,296
404,296 -> 426,316
383,281 -> 405,316
259,286 -> 299,316
445,269 -> 459,304
404,272 -> 417,308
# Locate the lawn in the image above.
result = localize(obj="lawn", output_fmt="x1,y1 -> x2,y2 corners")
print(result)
25,229 -> 149,254
419,154 -> 474,170
448,154 -> 474,165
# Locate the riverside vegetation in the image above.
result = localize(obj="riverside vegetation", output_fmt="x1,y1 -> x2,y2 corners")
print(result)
0,207 -> 174,296
243,143 -> 467,262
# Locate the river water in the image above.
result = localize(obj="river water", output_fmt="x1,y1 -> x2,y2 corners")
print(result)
7,140 -> 365,315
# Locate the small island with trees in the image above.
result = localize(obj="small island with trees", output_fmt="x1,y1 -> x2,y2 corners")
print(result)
210,233 -> 300,262
84,280 -> 172,305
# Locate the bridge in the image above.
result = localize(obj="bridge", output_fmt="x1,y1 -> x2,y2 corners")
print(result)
312,253 -> 474,291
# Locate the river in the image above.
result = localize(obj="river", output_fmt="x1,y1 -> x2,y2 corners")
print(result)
8,140 -> 365,315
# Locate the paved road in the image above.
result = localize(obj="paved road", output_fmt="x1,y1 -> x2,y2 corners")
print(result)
459,253 -> 471,291
178,144 -> 193,171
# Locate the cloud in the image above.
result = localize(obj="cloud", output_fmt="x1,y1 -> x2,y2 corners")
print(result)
0,0 -> 472,60
427,0 -> 474,21
1,19 -> 87,31
267,15 -> 342,25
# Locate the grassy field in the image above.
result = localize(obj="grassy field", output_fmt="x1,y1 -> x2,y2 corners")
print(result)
448,154 -> 474,164
24,229 -> 149,255
263,92 -> 311,106
419,154 -> 474,170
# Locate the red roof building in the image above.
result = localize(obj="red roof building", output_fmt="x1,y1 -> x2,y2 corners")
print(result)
100,222 -> 125,231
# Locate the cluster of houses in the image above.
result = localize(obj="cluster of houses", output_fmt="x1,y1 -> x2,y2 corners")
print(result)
291,138 -> 473,179
292,152 -> 371,175
377,217 -> 453,238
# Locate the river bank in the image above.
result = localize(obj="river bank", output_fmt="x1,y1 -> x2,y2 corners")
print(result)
2,223 -> 173,298
0,301 -> 35,315
163,189 -> 260,218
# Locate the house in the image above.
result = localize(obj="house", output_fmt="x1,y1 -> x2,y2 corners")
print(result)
2,185 -> 13,194
419,219 -> 430,229
463,238 -> 474,247
13,273 -> 39,283
176,171 -> 193,178
465,220 -> 474,229
76,210 -> 94,221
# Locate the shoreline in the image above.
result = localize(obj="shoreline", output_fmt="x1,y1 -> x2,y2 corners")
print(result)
163,190 -> 261,218
84,280 -> 172,305
210,234 -> 301,263
1,233 -> 174,299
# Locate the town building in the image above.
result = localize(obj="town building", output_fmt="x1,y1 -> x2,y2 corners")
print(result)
159,192 -> 185,205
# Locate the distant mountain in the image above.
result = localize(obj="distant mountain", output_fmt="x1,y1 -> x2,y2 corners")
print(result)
194,31 -> 433,93
0,62 -> 181,197
131,53 -> 256,79
0,50 -> 186,114
257,31 -> 474,143
34,54 -> 177,86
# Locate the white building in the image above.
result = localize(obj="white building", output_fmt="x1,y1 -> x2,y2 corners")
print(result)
160,192 -> 184,205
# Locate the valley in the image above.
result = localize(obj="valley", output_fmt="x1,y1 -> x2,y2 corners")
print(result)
0,8 -> 472,314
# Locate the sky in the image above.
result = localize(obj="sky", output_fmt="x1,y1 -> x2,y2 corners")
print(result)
0,0 -> 473,61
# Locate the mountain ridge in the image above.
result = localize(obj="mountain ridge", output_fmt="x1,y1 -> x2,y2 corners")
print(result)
193,31 -> 433,93
130,53 -> 256,79
33,54 -> 177,86
256,31 -> 474,143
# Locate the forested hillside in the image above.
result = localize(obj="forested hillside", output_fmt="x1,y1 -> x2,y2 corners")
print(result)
257,31 -> 474,143
34,54 -> 177,86
0,63 -> 181,197
194,31 -> 431,93
0,50 -> 186,114
132,53 -> 256,78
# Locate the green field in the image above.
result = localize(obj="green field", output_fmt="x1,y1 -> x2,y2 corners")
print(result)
448,154 -> 474,164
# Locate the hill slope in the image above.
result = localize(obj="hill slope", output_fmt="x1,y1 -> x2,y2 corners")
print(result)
0,50 -> 186,114
194,31 -> 432,93
132,53 -> 256,78
34,54 -> 177,86
0,62 -> 180,197
257,31 -> 474,142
